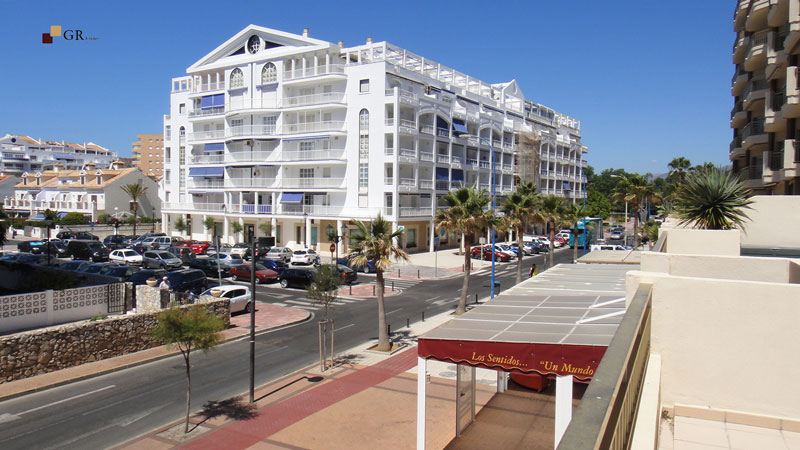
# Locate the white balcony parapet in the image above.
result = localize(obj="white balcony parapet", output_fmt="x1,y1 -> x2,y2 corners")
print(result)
282,149 -> 345,161
162,202 -> 225,212
225,178 -> 276,188
192,81 -> 226,93
283,121 -> 345,134
399,207 -> 432,217
227,150 -> 274,162
189,106 -> 225,118
437,154 -> 450,164
281,177 -> 345,188
399,178 -> 417,189
384,177 -> 394,185
282,92 -> 345,108
419,179 -> 433,189
420,124 -> 435,135
281,204 -> 344,216
283,64 -> 345,81
187,130 -> 225,141
228,124 -> 278,138
188,178 -> 225,189
190,154 -> 225,164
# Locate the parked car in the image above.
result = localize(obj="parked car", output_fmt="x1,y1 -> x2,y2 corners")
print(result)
141,236 -> 173,250
552,235 -> 567,247
129,269 -> 167,286
205,244 -> 232,255
67,240 -> 110,262
0,252 -> 23,262
189,240 -> 212,254
142,250 -> 183,270
168,246 -> 196,264
609,230 -> 623,240
103,235 -> 129,249
522,242 -> 542,255
189,258 -> 231,278
18,240 -> 62,256
279,268 -> 317,289
200,285 -> 252,314
255,258 -> 288,276
590,244 -> 629,251
100,265 -> 138,281
58,260 -> 90,271
215,252 -> 245,267
509,243 -> 534,256
109,249 -> 144,266
330,264 -> 357,285
336,257 -> 376,273
17,253 -> 45,265
165,269 -> 208,294
470,245 -> 511,262
290,249 -> 320,266
229,264 -> 279,284
79,262 -> 117,274
496,244 -> 519,259
229,243 -> 250,258
264,247 -> 294,262
56,231 -> 99,241
243,245 -> 272,261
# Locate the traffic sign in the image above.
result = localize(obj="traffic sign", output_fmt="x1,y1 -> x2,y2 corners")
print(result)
479,237 -> 486,244
397,225 -> 405,231
330,243 -> 336,253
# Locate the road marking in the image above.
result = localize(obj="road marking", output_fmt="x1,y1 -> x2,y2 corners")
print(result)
577,310 -> 626,324
17,385 -> 115,416
41,422 -> 117,450
386,308 -> 403,315
82,381 -> 179,416
257,345 -> 289,357
283,301 -> 319,310
272,302 -> 288,306
0,413 -> 19,424
425,296 -> 441,303
337,323 -> 355,330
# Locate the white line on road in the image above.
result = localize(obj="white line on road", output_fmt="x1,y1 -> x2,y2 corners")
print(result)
425,296 -> 441,303
385,308 -> 403,315
337,323 -> 355,330
17,385 -> 115,416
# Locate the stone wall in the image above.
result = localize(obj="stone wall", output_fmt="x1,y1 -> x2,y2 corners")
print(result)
0,299 -> 229,384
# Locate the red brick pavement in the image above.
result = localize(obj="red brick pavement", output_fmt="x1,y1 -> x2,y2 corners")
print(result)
228,303 -> 309,332
181,347 -> 418,450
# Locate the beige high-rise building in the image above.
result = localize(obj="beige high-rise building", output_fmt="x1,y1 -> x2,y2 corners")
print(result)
730,0 -> 800,195
132,134 -> 164,179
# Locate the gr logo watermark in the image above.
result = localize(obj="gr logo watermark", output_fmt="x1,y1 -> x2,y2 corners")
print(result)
42,25 -> 98,44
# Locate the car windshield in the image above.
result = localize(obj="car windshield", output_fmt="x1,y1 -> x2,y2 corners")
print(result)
161,252 -> 177,259
254,264 -> 268,271
293,251 -> 306,255
88,243 -> 104,250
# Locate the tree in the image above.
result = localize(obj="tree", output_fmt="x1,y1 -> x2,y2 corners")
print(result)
435,185 -> 492,314
307,264 -> 344,370
231,221 -> 243,242
348,213 -> 408,351
561,202 -> 589,263
612,174 -> 661,248
539,195 -> 565,268
174,216 -> 189,238
675,167 -> 753,230
258,222 -> 272,237
151,305 -> 224,433
59,212 -> 89,225
202,216 -> 216,241
121,183 -> 148,237
500,182 -> 539,284
667,157 -> 692,184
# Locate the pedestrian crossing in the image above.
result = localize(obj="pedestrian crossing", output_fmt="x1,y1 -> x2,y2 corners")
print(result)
266,278 -> 423,311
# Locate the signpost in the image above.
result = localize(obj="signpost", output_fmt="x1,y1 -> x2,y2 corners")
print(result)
434,237 -> 440,278
330,243 -> 336,264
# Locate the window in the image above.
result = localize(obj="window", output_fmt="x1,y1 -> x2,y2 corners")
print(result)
359,163 -> 368,188
230,68 -> 244,89
300,141 -> 314,152
262,62 -> 277,83
179,127 -> 185,138
300,168 -> 314,178
179,104 -> 186,114
359,109 -> 369,189
263,116 -> 277,134
359,79 -> 370,93
247,35 -> 260,54
406,228 -> 417,248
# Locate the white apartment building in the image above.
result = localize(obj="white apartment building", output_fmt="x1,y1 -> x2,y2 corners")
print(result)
0,134 -> 118,176
161,25 -> 587,252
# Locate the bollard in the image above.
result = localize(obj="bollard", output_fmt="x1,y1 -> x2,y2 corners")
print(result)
392,282 -> 395,292
422,311 -> 425,322
388,324 -> 391,335
418,269 -> 420,278
462,264 -> 465,272
373,285 -> 375,296
475,293 -> 478,304
349,285 -> 352,295
398,268 -> 400,277
407,318 -> 410,328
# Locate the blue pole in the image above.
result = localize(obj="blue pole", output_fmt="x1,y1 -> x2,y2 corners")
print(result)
480,137 -> 496,300
583,183 -> 587,256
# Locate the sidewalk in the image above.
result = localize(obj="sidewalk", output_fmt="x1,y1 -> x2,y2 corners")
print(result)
0,304 -> 310,402
116,308 -> 498,450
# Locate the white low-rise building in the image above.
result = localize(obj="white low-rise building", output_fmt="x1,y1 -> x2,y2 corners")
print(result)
0,134 -> 118,176
161,25 -> 588,251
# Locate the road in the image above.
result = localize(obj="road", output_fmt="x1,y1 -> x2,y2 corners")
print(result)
0,248 -> 575,450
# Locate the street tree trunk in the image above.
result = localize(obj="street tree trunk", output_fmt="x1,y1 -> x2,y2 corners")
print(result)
132,203 -> 138,237
549,222 -> 555,268
456,235 -> 472,315
633,199 -> 640,248
375,270 -> 391,351
515,225 -> 524,284
183,348 -> 191,433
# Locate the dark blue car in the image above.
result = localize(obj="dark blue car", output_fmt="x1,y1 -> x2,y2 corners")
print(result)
337,257 -> 376,273
256,258 -> 289,276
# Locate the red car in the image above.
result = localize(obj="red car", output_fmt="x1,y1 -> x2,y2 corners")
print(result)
229,264 -> 279,284
552,235 -> 567,247
190,240 -> 212,254
470,245 -> 511,262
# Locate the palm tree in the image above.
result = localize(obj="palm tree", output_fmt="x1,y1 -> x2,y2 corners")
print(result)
121,183 -> 148,237
501,182 -> 539,284
174,216 -> 188,238
435,185 -> 492,315
612,174 -> 660,248
539,195 -> 565,268
561,202 -> 589,263
231,221 -> 243,242
668,157 -> 692,184
202,216 -> 216,242
675,167 -> 753,230
348,214 -> 408,352
258,222 -> 272,237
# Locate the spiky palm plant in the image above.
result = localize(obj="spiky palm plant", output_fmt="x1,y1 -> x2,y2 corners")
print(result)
435,185 -> 492,314
348,214 -> 408,351
675,168 -> 753,230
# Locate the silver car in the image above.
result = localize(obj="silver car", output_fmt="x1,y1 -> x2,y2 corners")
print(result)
265,247 -> 293,262
142,250 -> 183,270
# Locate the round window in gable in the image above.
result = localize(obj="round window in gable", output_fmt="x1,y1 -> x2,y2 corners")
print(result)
247,35 -> 261,54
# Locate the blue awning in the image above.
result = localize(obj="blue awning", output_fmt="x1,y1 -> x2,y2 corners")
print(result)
204,143 -> 224,151
280,192 -> 304,204
435,167 -> 449,181
31,214 -> 45,220
189,168 -> 206,177
201,94 -> 224,109
452,169 -> 464,182
452,120 -> 468,136
189,167 -> 224,177
562,181 -> 572,190
57,212 -> 68,218
282,135 -> 330,142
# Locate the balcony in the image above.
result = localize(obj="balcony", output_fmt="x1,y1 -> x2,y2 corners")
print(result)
225,178 -> 276,188
162,202 -> 225,212
281,177 -> 344,189
227,125 -> 278,139
399,119 -> 418,135
742,118 -> 768,150
398,178 -> 417,191
732,32 -> 748,65
398,147 -> 416,162
769,149 -> 784,171
419,152 -> 434,163
189,106 -> 225,118
384,145 -> 394,155
744,30 -> 769,71
745,0 -> 770,32
435,180 -> 450,191
436,154 -> 449,164
187,130 -> 225,142
419,124 -> 434,135
730,135 -> 744,157
283,121 -> 345,134
385,117 -> 395,127
282,149 -> 345,161
226,98 -> 279,112
190,153 -> 225,164
436,127 -> 449,138
282,64 -> 345,82
419,179 -> 433,190
280,204 -> 344,216
227,150 -> 273,163
187,178 -> 225,189
466,159 -> 479,170
384,177 -> 393,186
282,92 -> 346,108
783,66 -> 800,118
743,77 -> 768,109
730,100 -> 747,128
451,156 -> 464,168
765,91 -> 786,132
399,207 -> 432,217
192,81 -> 226,93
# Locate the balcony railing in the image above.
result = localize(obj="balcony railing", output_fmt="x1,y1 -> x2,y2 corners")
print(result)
742,118 -> 766,140
162,202 -> 225,212
283,121 -> 345,134
436,127 -> 449,138
282,64 -> 345,81
189,106 -> 225,117
384,177 -> 393,185
190,153 -> 225,164
193,81 -> 226,93
228,125 -> 278,138
228,204 -> 273,214
282,149 -> 345,161
436,154 -> 450,164
739,164 -> 763,180
772,91 -> 786,111
743,77 -> 768,99
398,90 -> 417,104
558,283 -> 652,450
435,180 -> 450,190
399,207 -> 432,217
420,152 -> 434,162
731,100 -> 743,117
419,179 -> 433,189
227,150 -> 274,162
188,178 -> 225,189
187,130 -> 225,141
419,124 -> 434,135
281,177 -> 344,188
399,178 -> 416,189
225,178 -> 276,188
385,118 -> 395,126
282,92 -> 345,107
731,65 -> 746,85
770,151 -> 784,171
398,148 -> 416,159
730,136 -> 742,153
748,30 -> 769,53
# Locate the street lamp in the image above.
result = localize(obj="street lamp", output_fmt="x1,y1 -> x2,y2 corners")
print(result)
303,212 -> 308,248
151,208 -> 155,232
452,123 -> 497,300
114,207 -> 119,235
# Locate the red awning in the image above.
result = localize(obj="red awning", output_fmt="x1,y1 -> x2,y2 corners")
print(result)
418,338 -> 606,382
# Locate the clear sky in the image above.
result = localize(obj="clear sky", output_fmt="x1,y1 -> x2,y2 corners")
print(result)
0,0 -> 733,174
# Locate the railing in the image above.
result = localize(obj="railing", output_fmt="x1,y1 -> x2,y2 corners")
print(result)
162,202 -> 225,212
187,130 -> 225,141
225,178 -> 276,188
748,30 -> 769,53
435,180 -> 450,190
190,153 -> 225,164
436,154 -> 450,164
384,146 -> 394,155
743,77 -> 768,99
227,150 -> 274,162
730,136 -> 742,153
193,81 -> 226,93
420,152 -> 434,162
731,65 -> 746,85
399,178 -> 416,189
188,178 -> 225,189
281,177 -> 344,188
451,156 -> 464,166
282,64 -> 345,81
385,118 -> 395,126
280,204 -> 344,216
772,91 -> 786,111
420,124 -> 434,135
383,207 -> 393,216
466,159 -> 479,169
479,161 -> 490,169
742,118 -> 766,140
398,90 -> 417,103
399,148 -> 416,159
283,92 -> 346,107
419,179 -> 433,189
226,98 -> 279,111
228,124 -> 278,138
282,149 -> 345,161
739,164 -> 763,180
283,121 -> 345,134
731,100 -> 743,117
770,151 -> 784,171
399,119 -> 417,133
189,106 -> 225,117
384,177 -> 394,185
436,127 -> 449,138
228,204 -> 273,214
557,283 -> 652,450
399,207 -> 432,217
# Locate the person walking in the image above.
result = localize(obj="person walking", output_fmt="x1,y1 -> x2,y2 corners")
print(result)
158,276 -> 171,290
529,263 -> 538,278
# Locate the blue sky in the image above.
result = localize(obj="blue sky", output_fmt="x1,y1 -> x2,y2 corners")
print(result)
0,0 -> 733,174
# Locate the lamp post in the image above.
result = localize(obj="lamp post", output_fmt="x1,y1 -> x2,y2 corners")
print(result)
114,207 -> 119,235
453,124 -> 497,299
44,219 -> 53,267
151,208 -> 155,232
303,212 -> 308,249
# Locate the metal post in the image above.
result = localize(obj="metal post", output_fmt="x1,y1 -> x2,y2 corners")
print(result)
481,137 -> 497,300
216,236 -> 222,287
249,239 -> 256,403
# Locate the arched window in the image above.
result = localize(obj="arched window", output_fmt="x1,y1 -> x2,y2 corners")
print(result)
262,63 -> 277,84
179,126 -> 185,137
359,109 -> 369,189
230,68 -> 244,89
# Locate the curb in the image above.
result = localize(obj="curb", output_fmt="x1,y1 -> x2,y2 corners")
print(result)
0,310 -> 312,403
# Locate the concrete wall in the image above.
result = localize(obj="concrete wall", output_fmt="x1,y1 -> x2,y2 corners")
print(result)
641,252 -> 800,284
663,229 -> 741,256
633,272 -> 800,419
740,195 -> 800,249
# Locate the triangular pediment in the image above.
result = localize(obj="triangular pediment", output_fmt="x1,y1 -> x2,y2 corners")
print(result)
492,79 -> 525,100
188,25 -> 335,72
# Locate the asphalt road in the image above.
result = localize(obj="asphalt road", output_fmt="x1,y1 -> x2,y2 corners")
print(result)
0,248 -> 575,450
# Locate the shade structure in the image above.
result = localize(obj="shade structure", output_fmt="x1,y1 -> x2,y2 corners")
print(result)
417,264 -> 631,382
280,192 -> 304,203
188,167 -> 224,177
